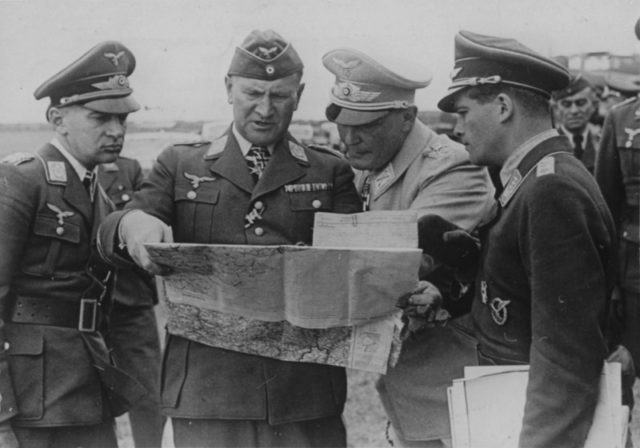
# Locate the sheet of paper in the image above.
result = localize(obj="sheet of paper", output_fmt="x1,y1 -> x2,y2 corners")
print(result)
312,211 -> 418,248
147,243 -> 421,328
448,363 -> 626,448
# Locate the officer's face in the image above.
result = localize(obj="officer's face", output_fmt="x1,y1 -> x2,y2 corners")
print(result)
53,105 -> 127,169
453,92 -> 502,166
554,87 -> 597,133
226,73 -> 304,147
337,110 -> 411,171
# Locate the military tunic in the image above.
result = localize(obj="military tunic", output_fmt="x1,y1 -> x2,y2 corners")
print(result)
366,120 -> 495,442
98,130 -> 361,427
557,124 -> 600,173
98,157 -> 164,447
0,144 -> 143,431
473,135 -> 616,448
596,96 -> 640,370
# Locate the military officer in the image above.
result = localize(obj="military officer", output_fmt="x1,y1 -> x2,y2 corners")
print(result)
551,74 -> 601,173
323,48 -> 494,447
0,41 -> 145,448
97,30 -> 361,448
98,157 -> 165,447
596,18 -> 640,382
439,31 -> 616,448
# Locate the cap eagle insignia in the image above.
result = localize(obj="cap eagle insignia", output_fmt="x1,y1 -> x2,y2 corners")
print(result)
104,51 -> 125,66
255,46 -> 280,59
334,81 -> 381,102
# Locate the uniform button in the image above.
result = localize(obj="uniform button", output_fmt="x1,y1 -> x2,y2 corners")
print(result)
117,185 -> 125,191
3,342 -> 9,351
187,191 -> 197,200
254,227 -> 264,236
121,193 -> 131,202
312,199 -> 322,209
254,201 -> 264,210
56,227 -> 64,235
623,231 -> 628,238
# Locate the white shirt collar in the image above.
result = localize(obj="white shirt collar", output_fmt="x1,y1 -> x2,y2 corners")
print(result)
50,136 -> 95,182
232,124 -> 273,156
500,129 -> 559,187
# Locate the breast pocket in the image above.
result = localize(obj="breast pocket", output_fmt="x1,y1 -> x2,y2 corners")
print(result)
21,214 -> 83,278
174,185 -> 220,242
619,144 -> 640,183
287,191 -> 334,212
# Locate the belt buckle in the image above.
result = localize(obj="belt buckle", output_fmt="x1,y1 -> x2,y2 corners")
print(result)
78,298 -> 98,332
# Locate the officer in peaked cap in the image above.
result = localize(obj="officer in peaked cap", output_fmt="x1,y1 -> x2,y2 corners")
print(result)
0,41 -> 146,448
551,75 -> 600,173
324,47 -> 494,447
34,40 -> 140,114
596,17 -> 640,400
439,31 -> 617,448
96,30 -> 360,448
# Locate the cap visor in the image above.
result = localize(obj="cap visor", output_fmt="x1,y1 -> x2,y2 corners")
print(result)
83,95 -> 141,114
328,106 -> 390,126
605,72 -> 640,94
437,86 -> 467,113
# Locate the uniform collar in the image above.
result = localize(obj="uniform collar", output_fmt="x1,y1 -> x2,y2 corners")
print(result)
499,129 -> 559,188
50,136 -> 96,181
231,123 -> 274,156
559,125 -> 589,146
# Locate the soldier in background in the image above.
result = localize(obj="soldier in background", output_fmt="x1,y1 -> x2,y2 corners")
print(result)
0,41 -> 145,448
551,75 -> 600,173
323,47 -> 495,447
98,157 -> 165,447
596,17 -> 640,386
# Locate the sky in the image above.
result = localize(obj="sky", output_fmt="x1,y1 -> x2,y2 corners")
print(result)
0,0 -> 639,124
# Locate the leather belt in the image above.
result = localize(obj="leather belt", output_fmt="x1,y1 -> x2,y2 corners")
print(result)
10,297 -> 101,332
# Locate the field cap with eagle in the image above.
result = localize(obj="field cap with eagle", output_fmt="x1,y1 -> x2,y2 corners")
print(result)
323,48 -> 432,126
438,30 -> 570,113
227,29 -> 304,80
34,40 -> 140,114
551,74 -> 594,101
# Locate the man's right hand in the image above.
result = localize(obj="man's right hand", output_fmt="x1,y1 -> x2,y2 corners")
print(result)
119,210 -> 173,275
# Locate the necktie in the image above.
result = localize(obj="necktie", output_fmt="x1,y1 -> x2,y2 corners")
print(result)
572,133 -> 584,160
245,146 -> 270,183
361,175 -> 371,211
83,171 -> 95,201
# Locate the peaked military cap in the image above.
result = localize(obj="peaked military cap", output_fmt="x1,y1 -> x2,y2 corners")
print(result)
34,41 -> 139,114
323,48 -> 432,126
552,74 -> 594,101
227,29 -> 303,80
438,30 -> 570,112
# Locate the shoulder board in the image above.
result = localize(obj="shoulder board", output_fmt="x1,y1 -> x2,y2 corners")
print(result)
536,156 -> 555,177
307,143 -> 343,159
175,140 -> 211,148
611,96 -> 637,112
1,152 -> 35,165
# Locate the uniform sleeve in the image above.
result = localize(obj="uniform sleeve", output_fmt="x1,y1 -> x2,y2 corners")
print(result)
519,175 -> 609,448
331,159 -> 362,214
0,164 -> 34,422
595,111 -> 624,228
409,158 -> 495,231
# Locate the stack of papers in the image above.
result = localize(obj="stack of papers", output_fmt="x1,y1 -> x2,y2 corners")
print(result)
447,362 -> 629,448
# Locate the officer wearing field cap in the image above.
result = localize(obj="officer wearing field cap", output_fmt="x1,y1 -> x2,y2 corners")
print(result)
324,47 -> 494,447
0,41 -> 145,448
551,74 -> 600,173
97,30 -> 360,448
597,18 -> 640,393
440,31 -> 617,448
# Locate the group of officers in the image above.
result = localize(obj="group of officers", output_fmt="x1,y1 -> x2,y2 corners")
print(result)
0,18 -> 637,448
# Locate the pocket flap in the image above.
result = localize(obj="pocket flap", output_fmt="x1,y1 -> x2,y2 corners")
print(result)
174,186 -> 220,204
34,215 -> 80,244
6,325 -> 44,355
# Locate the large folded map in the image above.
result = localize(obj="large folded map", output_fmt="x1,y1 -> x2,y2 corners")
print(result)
150,211 -> 421,374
